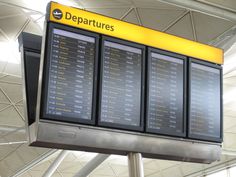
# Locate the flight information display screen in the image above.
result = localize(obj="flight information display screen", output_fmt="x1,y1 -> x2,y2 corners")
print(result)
189,60 -> 222,142
99,37 -> 144,131
42,24 -> 98,124
146,49 -> 186,137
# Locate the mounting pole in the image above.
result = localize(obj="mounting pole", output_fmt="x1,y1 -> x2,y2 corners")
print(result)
128,153 -> 144,177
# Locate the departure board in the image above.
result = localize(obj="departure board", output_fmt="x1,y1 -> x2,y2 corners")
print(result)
189,60 -> 222,142
99,37 -> 144,131
42,24 -> 98,124
146,49 -> 185,136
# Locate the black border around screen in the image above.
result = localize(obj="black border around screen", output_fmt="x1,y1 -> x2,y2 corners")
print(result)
98,36 -> 145,132
145,47 -> 187,137
24,50 -> 41,125
188,58 -> 223,143
40,22 -> 99,125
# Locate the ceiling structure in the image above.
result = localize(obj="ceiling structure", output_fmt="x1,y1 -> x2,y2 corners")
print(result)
0,0 -> 236,177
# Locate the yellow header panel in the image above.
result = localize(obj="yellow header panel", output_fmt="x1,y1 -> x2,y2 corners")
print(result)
48,2 -> 223,64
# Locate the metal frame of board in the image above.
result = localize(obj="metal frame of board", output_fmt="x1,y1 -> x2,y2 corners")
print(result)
98,36 -> 145,132
39,22 -> 99,125
146,47 -> 187,137
188,58 -> 223,143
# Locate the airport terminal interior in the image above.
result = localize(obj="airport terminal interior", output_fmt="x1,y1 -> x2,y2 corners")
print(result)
1,0 -> 236,177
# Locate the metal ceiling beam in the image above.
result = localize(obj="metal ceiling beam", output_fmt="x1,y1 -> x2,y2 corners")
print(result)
73,154 -> 109,177
120,7 -> 134,20
134,8 -> 142,26
189,11 -> 197,41
11,149 -> 58,177
158,0 -> 236,22
0,140 -> 27,145
162,10 -> 189,32
43,150 -> 69,177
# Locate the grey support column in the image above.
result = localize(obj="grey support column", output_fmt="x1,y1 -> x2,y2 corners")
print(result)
128,153 -> 144,177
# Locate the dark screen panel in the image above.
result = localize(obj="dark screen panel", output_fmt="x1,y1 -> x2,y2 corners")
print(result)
99,37 -> 144,131
42,23 -> 98,124
146,49 -> 186,137
24,51 -> 40,125
188,59 -> 222,142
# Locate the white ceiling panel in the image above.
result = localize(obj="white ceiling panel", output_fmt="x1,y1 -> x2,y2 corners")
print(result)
15,105 -> 24,118
166,13 -> 195,40
147,173 -> 163,177
162,165 -> 183,177
15,145 -> 41,164
200,0 -> 236,12
17,172 -> 31,177
224,76 -> 236,86
106,155 -> 128,166
193,11 -> 235,44
123,9 -> 139,25
0,75 -> 22,84
0,160 -> 14,177
31,161 -> 52,172
91,163 -> 116,176
4,147 -> 26,173
138,8 -> 185,31
78,0 -> 132,8
156,159 -> 180,170
223,132 -> 236,149
132,0 -> 184,10
0,14 -> 27,40
0,4 -> 22,17
180,162 -> 204,176
2,62 -> 22,77
57,160 -> 84,173
0,144 -> 18,160
89,175 -> 114,177
0,106 -> 24,127
144,159 -> 159,171
224,109 -> 236,119
0,103 -> 10,110
86,7 -> 130,19
3,130 -> 26,144
23,20 -> 43,36
0,31 -> 8,42
0,90 -> 10,104
224,116 -> 236,130
225,126 -> 236,134
109,164 -> 128,176
0,82 -> 22,103
144,168 -> 160,176
0,61 -> 7,74
28,170 -> 45,177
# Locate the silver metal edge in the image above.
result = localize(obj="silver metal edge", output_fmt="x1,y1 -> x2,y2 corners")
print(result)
39,119 -> 221,146
31,121 -> 221,163
35,19 -> 48,139
20,45 -> 30,143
